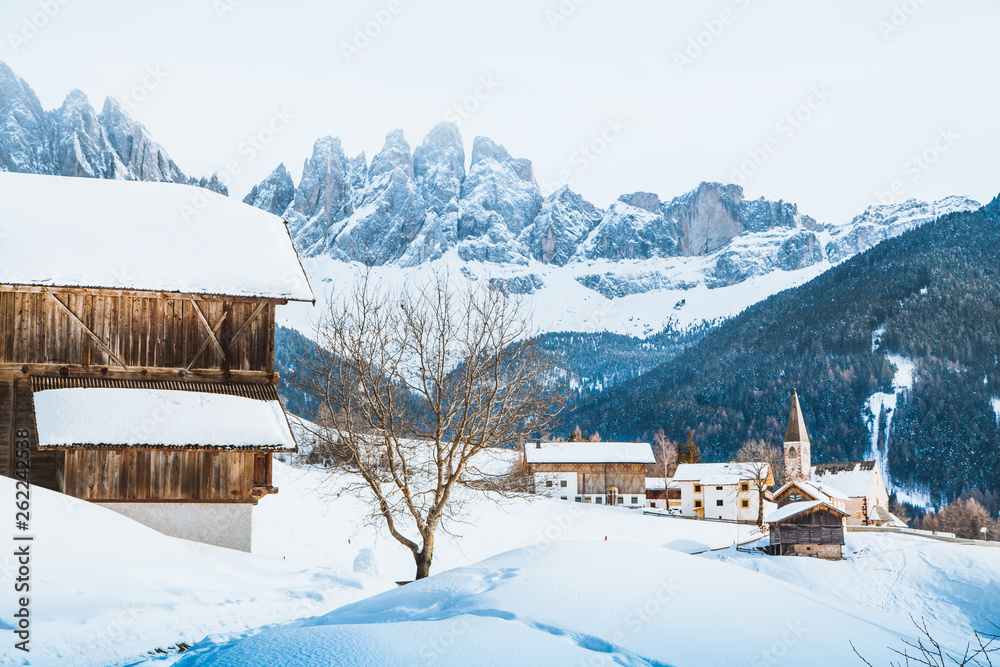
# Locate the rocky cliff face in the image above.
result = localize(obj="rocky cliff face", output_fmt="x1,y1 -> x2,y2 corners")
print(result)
0,62 -> 225,192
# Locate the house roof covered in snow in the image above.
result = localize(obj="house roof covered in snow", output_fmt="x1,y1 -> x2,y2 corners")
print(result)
672,462 -> 769,485
0,172 -> 313,301
767,500 -> 848,524
645,477 -> 666,491
524,441 -> 654,465
34,387 -> 297,450
811,461 -> 877,498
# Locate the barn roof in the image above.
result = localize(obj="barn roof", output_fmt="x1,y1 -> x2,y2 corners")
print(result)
33,387 -> 296,451
773,479 -> 848,503
811,461 -> 877,498
767,500 -> 848,524
524,441 -> 654,464
785,390 -> 810,443
672,462 -> 769,485
0,172 -> 313,302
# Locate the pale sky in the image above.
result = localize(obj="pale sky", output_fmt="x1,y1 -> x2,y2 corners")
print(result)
1,0 -> 997,223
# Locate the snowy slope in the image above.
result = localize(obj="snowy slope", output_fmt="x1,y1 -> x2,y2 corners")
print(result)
154,541 -> 919,667
0,476 -> 392,667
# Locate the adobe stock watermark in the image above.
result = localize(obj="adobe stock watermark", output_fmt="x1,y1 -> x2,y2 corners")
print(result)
443,75 -> 501,128
213,0 -> 247,20
540,117 -> 628,196
179,107 -> 295,222
545,0 -> 588,31
7,0 -> 72,53
340,0 -> 404,63
750,620 -> 808,666
877,0 -> 930,40
729,85 -> 833,187
672,0 -> 754,73
872,126 -> 958,207
117,66 -> 168,112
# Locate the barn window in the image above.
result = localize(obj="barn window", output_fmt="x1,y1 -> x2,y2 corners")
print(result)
560,480 -> 567,487
546,480 -> 553,487
694,484 -> 702,493
741,482 -> 749,492
791,493 -> 801,501
595,496 -> 602,504
560,496 -> 567,501
617,496 -> 624,504
716,486 -> 723,491
631,497 -> 638,504
575,497 -> 582,502
716,499 -> 724,507
694,500 -> 702,508
741,499 -> 749,509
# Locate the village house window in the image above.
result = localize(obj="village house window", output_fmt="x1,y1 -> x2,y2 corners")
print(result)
617,497 -> 624,504
694,500 -> 702,508
741,482 -> 749,492
716,486 -> 723,491
741,499 -> 749,509
561,496 -> 567,501
560,480 -> 567,487
575,496 -> 582,502
631,497 -> 638,504
716,499 -> 724,507
694,484 -> 702,493
595,496 -> 602,504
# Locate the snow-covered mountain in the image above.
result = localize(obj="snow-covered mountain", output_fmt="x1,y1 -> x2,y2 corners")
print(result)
0,63 -> 226,192
248,124 -> 980,303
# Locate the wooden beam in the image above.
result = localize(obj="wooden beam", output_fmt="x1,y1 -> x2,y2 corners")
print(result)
186,296 -> 227,370
229,301 -> 267,346
43,288 -> 129,369
0,363 -> 279,384
0,284 -> 290,305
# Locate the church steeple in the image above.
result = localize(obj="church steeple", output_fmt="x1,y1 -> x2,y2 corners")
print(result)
783,390 -> 812,481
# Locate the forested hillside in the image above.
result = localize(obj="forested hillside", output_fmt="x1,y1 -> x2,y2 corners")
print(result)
572,196 -> 1000,502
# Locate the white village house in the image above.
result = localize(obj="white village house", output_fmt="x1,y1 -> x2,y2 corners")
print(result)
523,441 -> 655,508
672,462 -> 772,521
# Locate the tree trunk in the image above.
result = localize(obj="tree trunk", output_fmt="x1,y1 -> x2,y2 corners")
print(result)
757,489 -> 765,527
414,535 -> 434,580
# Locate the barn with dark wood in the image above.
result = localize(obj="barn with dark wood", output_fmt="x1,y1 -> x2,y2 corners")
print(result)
523,441 -> 654,508
0,172 -> 313,551
766,500 -> 848,560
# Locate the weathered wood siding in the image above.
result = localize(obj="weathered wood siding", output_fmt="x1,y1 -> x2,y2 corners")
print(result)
0,287 -> 276,372
62,449 -> 269,502
770,524 -> 845,546
0,378 -> 60,490
529,462 -> 646,495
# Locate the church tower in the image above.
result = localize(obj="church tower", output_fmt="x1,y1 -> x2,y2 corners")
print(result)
784,390 -> 812,482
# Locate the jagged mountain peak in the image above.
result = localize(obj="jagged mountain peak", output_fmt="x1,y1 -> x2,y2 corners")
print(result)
243,163 -> 295,216
369,129 -> 413,179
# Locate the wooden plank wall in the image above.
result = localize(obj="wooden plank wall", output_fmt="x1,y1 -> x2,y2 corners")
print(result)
62,450 -> 263,502
0,378 -> 61,491
0,289 -> 275,372
530,463 -> 647,495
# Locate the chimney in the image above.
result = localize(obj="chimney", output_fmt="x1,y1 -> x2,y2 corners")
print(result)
535,440 -> 541,449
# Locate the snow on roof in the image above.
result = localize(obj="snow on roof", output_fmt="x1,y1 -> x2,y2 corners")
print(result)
34,387 -> 296,450
773,480 -> 829,503
645,477 -> 666,491
811,461 -> 877,498
524,441 -> 654,464
0,172 -> 313,301
672,462 -> 769,485
811,480 -> 850,501
767,500 -> 847,523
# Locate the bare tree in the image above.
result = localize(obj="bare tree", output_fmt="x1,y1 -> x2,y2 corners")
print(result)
735,439 -> 779,527
651,428 -> 679,479
299,268 -> 563,580
853,615 -> 1000,667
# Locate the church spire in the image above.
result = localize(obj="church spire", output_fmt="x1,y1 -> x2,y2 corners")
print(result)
784,389 -> 810,444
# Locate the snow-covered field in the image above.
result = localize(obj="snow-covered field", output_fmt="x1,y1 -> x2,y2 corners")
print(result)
4,461 -> 999,666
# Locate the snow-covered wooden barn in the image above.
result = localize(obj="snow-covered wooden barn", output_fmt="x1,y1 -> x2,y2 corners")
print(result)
0,172 -> 313,551
523,441 -> 654,507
